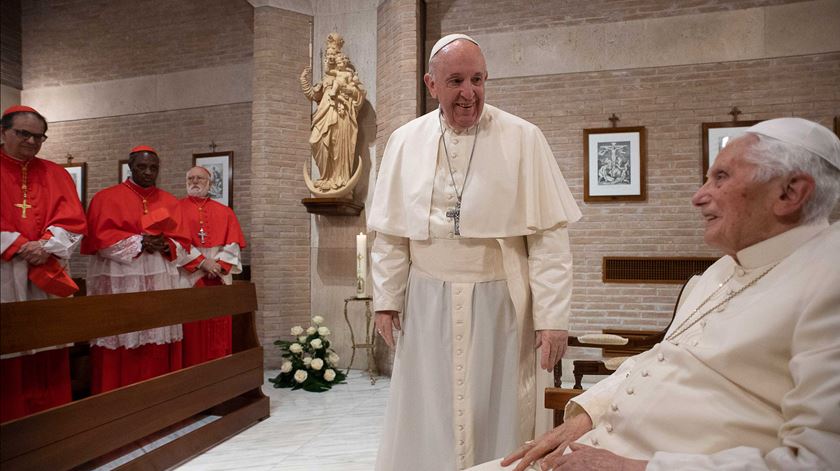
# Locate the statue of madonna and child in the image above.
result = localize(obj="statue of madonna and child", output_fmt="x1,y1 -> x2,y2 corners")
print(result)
300,33 -> 366,198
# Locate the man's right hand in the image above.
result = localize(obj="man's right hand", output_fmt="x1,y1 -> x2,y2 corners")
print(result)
500,412 -> 593,471
375,310 -> 402,349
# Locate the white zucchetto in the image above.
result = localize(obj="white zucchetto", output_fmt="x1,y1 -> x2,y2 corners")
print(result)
429,33 -> 479,64
747,118 -> 840,170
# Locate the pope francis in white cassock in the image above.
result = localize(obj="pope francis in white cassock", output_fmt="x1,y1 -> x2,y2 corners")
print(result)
367,34 -> 581,470
487,118 -> 840,471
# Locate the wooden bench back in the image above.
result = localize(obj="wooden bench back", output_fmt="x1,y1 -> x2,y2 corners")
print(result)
1,283 -> 268,471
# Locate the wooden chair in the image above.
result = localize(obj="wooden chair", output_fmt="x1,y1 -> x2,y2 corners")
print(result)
546,275 -> 699,425
1,283 -> 268,471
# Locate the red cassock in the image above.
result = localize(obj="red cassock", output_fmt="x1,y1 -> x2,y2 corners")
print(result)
178,197 -> 246,367
81,180 -> 192,394
1,148 -> 87,422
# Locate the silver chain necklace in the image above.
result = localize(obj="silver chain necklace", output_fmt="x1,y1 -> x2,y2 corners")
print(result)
665,263 -> 778,342
440,112 -> 479,236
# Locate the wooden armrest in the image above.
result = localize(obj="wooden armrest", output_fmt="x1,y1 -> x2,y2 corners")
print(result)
576,334 -> 629,345
545,387 -> 583,411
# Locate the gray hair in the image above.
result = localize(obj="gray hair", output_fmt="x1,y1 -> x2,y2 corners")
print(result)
744,134 -> 840,224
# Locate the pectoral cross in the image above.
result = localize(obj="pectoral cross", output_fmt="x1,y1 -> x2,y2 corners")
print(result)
14,199 -> 32,219
197,227 -> 207,244
445,199 -> 461,236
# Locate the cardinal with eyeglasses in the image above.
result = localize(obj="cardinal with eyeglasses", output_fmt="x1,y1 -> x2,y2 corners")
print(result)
1,105 -> 87,421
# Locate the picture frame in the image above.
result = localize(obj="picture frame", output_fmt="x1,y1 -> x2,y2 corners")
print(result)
119,159 -> 132,183
834,116 -> 838,136
583,126 -> 647,202
192,151 -> 234,208
61,162 -> 87,207
701,120 -> 761,181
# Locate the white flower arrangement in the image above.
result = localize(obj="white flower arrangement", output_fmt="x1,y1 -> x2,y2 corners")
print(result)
269,317 -> 347,392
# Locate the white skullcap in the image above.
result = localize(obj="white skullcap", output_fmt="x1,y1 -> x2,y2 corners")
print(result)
747,117 -> 840,170
429,33 -> 480,64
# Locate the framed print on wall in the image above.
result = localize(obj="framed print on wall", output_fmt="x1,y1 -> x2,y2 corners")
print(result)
192,151 -> 234,208
61,162 -> 87,207
583,126 -> 647,202
701,120 -> 761,181
119,159 -> 132,183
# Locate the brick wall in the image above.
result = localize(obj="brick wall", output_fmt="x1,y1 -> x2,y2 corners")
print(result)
373,0 -> 424,375
1,0 -> 22,89
20,0 -> 253,89
426,0 -> 809,35
485,53 -> 840,335
251,6 -> 312,367
38,103 -> 253,276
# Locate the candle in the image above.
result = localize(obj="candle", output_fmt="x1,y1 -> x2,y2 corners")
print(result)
356,232 -> 367,297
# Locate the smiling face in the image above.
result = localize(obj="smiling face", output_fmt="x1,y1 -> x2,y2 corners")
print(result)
424,40 -> 487,132
691,135 -> 781,257
1,113 -> 47,160
128,152 -> 160,188
186,166 -> 211,197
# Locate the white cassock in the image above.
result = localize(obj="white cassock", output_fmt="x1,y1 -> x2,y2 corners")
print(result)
368,104 -> 582,471
474,221 -> 840,470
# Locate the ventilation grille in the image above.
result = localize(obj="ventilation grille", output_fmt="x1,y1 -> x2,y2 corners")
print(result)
603,257 -> 717,284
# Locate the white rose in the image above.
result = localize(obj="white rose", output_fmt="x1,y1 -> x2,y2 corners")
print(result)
306,326 -> 317,335
310,338 -> 323,349
317,326 -> 330,336
280,361 -> 292,373
294,370 -> 308,383
290,325 -> 304,336
311,358 -> 324,370
298,335 -> 307,343
289,343 -> 303,354
312,315 -> 325,325
324,369 -> 336,382
303,356 -> 312,366
328,352 -> 339,365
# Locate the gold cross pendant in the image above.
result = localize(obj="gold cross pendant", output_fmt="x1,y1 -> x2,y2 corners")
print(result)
14,200 -> 32,219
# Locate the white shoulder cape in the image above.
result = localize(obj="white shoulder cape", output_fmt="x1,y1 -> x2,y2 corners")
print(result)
367,105 -> 581,239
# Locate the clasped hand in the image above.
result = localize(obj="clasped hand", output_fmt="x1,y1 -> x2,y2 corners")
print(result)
18,240 -> 50,266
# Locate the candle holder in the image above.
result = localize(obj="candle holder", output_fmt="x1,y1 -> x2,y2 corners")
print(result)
355,257 -> 366,298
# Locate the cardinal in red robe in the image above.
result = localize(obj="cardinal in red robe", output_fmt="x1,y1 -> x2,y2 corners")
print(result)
81,146 -> 200,394
1,105 -> 87,422
178,166 -> 247,366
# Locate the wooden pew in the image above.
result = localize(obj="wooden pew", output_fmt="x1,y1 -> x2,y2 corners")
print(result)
1,283 -> 269,471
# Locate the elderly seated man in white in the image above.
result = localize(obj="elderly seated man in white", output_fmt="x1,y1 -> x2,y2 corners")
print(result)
470,117 -> 840,471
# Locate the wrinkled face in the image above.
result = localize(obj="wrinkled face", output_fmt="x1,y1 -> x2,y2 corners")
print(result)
691,135 -> 780,257
1,113 -> 46,160
128,152 -> 160,188
186,167 -> 211,197
424,40 -> 487,132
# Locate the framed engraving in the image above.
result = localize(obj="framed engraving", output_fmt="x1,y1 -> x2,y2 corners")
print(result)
583,126 -> 647,202
192,151 -> 234,208
61,162 -> 87,207
701,120 -> 761,181
119,159 -> 132,183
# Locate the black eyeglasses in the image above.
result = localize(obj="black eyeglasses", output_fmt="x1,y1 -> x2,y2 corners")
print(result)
11,129 -> 48,143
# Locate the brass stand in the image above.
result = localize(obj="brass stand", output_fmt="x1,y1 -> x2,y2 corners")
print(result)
343,296 -> 378,384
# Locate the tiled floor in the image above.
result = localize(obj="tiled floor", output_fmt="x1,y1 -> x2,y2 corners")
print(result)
173,370 -> 389,471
